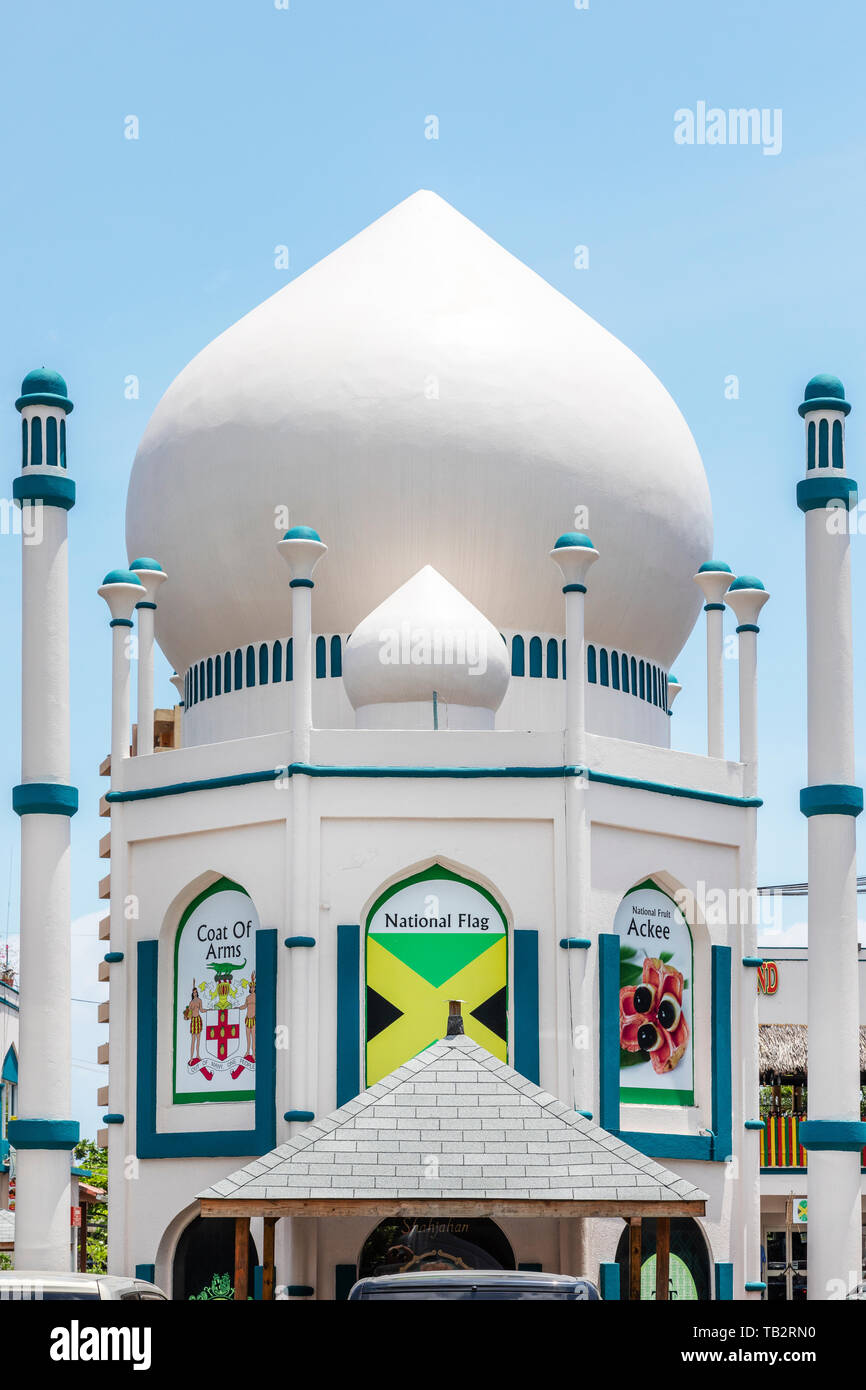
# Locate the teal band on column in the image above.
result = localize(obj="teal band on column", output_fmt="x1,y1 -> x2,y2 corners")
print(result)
742,956 -> 764,967
104,952 -> 124,963
13,474 -> 76,510
12,783 -> 78,816
704,603 -> 725,612
559,938 -> 591,949
102,1113 -> 124,1124
289,578 -> 314,589
562,583 -> 586,594
799,784 -> 863,817
799,1119 -> 866,1151
283,1110 -> 315,1122
796,476 -> 858,512
744,1119 -> 765,1130
135,601 -> 157,610
736,624 -> 760,634
7,1118 -> 80,1150
745,1281 -> 767,1292
284,936 -> 316,948
110,618 -> 134,628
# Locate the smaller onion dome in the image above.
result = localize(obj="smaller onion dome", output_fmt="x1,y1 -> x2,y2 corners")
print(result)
728,575 -> 765,592
15,368 -> 74,414
798,374 -> 851,417
342,566 -> 510,730
282,525 -> 322,542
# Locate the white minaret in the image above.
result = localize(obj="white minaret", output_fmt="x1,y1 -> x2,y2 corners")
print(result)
726,574 -> 769,1299
693,561 -> 733,757
10,370 -> 79,1269
129,558 -> 167,755
795,374 -> 865,1298
550,532 -> 598,1121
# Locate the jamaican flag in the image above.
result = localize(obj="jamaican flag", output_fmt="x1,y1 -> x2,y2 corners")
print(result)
365,867 -> 508,1085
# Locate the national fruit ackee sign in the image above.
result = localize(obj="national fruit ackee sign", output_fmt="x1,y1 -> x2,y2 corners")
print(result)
616,879 -> 694,1107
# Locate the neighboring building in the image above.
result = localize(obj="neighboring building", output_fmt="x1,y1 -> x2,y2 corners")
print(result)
757,947 -> 866,1299
0,971 -> 19,1206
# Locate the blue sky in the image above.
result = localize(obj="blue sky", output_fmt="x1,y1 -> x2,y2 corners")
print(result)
1,0 -> 864,1133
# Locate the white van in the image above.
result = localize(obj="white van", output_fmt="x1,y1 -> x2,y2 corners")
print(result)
0,1270 -> 167,1301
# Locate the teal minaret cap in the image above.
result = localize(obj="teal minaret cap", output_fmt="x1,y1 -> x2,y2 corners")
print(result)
697,560 -> 732,574
15,368 -> 74,414
728,575 -> 765,592
101,568 -> 145,588
129,557 -> 164,574
282,525 -> 322,542
553,531 -> 595,550
798,374 -> 851,418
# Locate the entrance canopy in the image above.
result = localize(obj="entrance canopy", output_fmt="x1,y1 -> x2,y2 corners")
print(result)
198,1035 -> 706,1220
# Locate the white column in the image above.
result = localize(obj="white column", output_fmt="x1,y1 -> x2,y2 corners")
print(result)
796,375 -> 863,1299
726,577 -> 770,1300
277,527 -> 327,1128
129,559 -> 166,756
98,573 -> 145,766
11,370 -> 77,1271
693,563 -> 733,758
550,533 -> 598,1115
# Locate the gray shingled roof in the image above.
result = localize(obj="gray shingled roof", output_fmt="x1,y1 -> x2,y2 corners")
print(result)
198,1036 -> 706,1206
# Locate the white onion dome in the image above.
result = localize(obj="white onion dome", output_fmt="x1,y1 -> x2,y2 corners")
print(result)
342,566 -> 510,729
126,190 -> 712,676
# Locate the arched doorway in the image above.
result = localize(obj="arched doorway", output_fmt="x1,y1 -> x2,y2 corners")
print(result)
359,1217 -> 515,1277
173,1216 -> 258,1300
614,1217 -> 710,1300
365,863 -> 508,1086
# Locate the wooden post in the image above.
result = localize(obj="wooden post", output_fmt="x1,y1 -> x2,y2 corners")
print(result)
234,1217 -> 250,1301
628,1217 -> 642,1302
655,1217 -> 670,1301
262,1217 -> 277,1302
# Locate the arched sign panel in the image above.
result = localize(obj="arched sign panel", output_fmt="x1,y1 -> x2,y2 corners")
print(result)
365,865 -> 508,1087
615,878 -> 694,1107
173,878 -> 260,1105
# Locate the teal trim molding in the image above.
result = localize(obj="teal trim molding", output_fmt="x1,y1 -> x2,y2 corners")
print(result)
745,1281 -> 767,1293
559,937 -> 591,949
742,957 -> 764,967
284,935 -> 316,948
576,1109 -> 592,1120
284,1111 -> 315,1123
514,929 -> 540,1085
599,936 -> 732,1161
13,782 -> 78,817
136,930 -> 276,1159
715,1263 -> 734,1301
337,924 -> 361,1106
599,1262 -> 620,1301
796,476 -> 858,512
102,1113 -> 124,1124
7,1118 -> 80,1150
107,763 -> 762,808
799,1119 -> 866,1152
587,770 -> 761,809
800,784 -> 863,817
135,1264 -> 155,1283
104,952 -> 124,963
744,1119 -> 765,1130
13,474 -> 75,510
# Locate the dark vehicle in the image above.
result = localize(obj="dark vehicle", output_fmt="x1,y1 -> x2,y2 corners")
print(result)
348,1269 -> 601,1300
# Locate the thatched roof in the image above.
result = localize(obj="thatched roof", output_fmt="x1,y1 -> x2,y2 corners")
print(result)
759,1024 -> 866,1083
